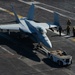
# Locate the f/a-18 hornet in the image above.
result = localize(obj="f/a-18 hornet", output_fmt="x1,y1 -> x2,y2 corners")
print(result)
0,4 -> 59,48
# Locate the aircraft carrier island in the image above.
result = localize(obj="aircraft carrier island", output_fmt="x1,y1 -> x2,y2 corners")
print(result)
0,0 -> 75,75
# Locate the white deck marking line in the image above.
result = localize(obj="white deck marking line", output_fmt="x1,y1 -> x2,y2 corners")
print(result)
47,29 -> 71,38
20,0 -> 73,14
0,46 -> 14,55
22,1 -> 40,4
40,2 -> 74,14
18,0 -> 75,20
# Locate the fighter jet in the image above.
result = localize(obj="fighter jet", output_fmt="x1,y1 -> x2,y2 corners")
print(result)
0,4 -> 59,48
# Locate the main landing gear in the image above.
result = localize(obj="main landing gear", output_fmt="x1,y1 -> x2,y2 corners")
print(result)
33,43 -> 43,54
33,43 -> 43,50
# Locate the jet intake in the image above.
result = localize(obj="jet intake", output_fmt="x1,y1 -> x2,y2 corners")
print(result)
37,27 -> 47,34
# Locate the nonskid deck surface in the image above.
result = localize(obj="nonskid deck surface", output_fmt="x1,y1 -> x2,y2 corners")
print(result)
0,0 -> 75,75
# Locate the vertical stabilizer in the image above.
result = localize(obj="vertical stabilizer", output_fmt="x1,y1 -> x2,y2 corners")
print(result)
11,4 -> 20,23
27,4 -> 35,20
53,12 -> 60,26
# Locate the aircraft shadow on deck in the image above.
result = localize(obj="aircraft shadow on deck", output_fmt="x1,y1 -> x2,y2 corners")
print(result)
0,32 -> 41,62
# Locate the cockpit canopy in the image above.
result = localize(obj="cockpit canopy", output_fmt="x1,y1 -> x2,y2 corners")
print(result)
37,27 -> 47,34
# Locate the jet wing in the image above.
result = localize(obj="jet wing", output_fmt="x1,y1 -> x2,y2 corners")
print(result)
29,21 -> 58,29
0,23 -> 35,34
47,22 -> 58,28
49,24 -> 58,28
0,24 -> 20,30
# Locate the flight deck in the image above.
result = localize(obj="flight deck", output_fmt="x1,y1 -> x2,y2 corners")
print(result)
0,0 -> 75,75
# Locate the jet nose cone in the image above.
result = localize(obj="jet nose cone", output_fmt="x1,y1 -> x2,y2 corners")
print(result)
47,41 -> 52,48
44,39 -> 52,48
42,33 -> 52,48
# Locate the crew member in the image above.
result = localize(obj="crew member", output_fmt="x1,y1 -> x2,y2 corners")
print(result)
66,25 -> 70,35
57,26 -> 62,36
67,19 -> 71,26
72,26 -> 75,36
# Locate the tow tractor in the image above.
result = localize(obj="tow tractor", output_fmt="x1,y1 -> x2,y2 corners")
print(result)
38,47 -> 72,66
